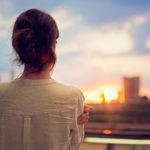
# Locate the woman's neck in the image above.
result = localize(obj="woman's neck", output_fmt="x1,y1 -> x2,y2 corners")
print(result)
21,66 -> 52,80
22,72 -> 51,80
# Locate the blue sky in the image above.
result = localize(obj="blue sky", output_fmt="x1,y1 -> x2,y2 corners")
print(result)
0,0 -> 150,97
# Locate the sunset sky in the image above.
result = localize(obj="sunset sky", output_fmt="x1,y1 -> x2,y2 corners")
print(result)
0,0 -> 150,100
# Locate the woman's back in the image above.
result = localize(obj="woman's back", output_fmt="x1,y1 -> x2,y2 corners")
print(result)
0,78 -> 84,150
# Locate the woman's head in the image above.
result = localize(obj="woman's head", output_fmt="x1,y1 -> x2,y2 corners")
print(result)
12,9 -> 59,72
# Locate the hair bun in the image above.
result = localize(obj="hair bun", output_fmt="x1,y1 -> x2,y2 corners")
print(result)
13,28 -> 37,64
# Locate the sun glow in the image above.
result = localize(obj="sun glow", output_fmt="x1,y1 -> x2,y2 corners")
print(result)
84,85 -> 119,104
84,90 -> 103,104
104,87 -> 118,103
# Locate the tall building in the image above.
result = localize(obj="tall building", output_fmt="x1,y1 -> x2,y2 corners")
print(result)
123,76 -> 140,103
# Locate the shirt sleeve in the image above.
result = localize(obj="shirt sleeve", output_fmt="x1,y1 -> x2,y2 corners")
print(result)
70,89 -> 85,150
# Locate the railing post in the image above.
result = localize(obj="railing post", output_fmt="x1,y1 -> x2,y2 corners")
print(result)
106,144 -> 114,150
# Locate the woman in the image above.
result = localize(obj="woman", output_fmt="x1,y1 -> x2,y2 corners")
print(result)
0,9 -> 91,150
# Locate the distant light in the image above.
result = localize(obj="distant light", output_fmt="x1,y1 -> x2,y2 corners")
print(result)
104,87 -> 118,103
84,137 -> 150,145
103,130 -> 112,134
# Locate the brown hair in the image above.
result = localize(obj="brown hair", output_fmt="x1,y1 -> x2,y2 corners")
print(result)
12,9 -> 59,72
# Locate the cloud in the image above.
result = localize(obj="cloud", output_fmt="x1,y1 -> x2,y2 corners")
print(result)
0,11 -> 15,39
123,13 -> 149,29
51,7 -> 82,32
0,0 -> 15,39
57,12 -> 150,56
145,37 -> 150,49
0,71 -> 22,82
83,55 -> 150,77
0,0 -> 14,14
131,14 -> 147,26
58,21 -> 134,55
75,25 -> 133,55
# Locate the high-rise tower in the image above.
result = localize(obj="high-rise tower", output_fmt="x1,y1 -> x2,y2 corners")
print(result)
123,76 -> 140,103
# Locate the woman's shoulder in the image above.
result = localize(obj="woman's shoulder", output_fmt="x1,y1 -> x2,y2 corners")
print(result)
0,82 -> 12,98
0,82 -> 10,90
53,80 -> 84,100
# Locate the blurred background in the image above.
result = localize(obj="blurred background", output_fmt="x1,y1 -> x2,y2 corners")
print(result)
0,0 -> 150,149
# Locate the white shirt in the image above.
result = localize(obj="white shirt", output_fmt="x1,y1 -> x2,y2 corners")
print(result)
0,78 -> 84,150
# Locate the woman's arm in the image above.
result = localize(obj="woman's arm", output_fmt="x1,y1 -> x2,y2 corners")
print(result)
70,92 -> 85,150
